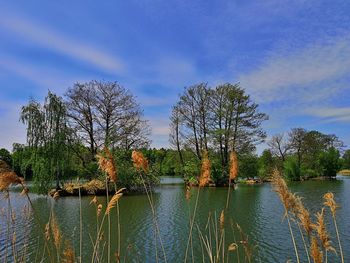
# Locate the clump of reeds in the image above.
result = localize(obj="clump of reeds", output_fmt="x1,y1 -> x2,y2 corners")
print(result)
131,150 -> 149,172
62,241 -> 75,263
0,171 -> 23,191
96,147 -> 117,182
272,168 -> 301,263
323,192 -> 344,263
311,208 -> 335,254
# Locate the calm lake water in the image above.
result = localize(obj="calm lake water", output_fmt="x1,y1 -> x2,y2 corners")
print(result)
1,176 -> 350,262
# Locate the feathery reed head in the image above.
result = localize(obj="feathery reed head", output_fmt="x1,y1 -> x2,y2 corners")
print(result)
310,236 -> 323,263
311,208 -> 335,253
0,171 -> 23,191
90,196 -> 98,205
220,210 -> 225,231
105,188 -> 125,215
199,150 -> 211,187
271,169 -> 298,215
229,151 -> 238,181
96,147 -> 117,182
296,200 -> 312,236
62,241 -> 75,263
131,150 -> 148,172
51,215 -> 61,249
323,192 -> 338,216
97,204 -> 103,217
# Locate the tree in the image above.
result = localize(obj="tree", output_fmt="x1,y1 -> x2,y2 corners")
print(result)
258,149 -> 275,180
21,91 -> 71,193
176,83 -> 211,159
210,84 -> 268,168
268,133 -> 291,162
0,148 -> 12,166
288,128 -> 307,169
342,150 -> 350,169
169,105 -> 184,166
65,82 -> 97,156
318,147 -> 341,178
65,80 -> 150,152
238,154 -> 259,179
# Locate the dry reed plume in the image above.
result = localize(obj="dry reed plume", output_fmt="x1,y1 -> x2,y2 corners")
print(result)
229,151 -> 238,182
323,192 -> 338,217
96,147 -> 117,182
105,188 -> 125,215
62,241 -> 75,263
310,236 -> 323,263
131,150 -> 148,172
323,192 -> 344,263
312,208 -> 335,253
220,210 -> 225,231
296,200 -> 312,236
199,150 -> 211,187
271,169 -> 298,216
0,171 -> 23,191
51,214 -> 62,250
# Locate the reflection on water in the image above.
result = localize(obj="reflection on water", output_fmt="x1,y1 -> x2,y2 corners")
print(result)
1,176 -> 350,262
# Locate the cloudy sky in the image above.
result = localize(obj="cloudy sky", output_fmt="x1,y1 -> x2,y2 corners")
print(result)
0,0 -> 349,151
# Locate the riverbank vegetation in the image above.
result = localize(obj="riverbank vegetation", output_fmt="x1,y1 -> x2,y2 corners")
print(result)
0,80 -> 349,194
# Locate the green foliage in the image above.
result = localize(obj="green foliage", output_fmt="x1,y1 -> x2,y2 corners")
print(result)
317,147 -> 341,177
342,150 -> 350,169
284,157 -> 301,181
0,148 -> 12,167
32,156 -> 53,194
238,154 -> 259,179
258,149 -> 275,181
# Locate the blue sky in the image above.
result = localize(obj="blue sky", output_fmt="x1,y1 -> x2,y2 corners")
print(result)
0,0 -> 350,152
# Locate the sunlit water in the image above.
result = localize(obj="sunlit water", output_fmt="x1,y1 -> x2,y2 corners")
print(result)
1,176 -> 350,262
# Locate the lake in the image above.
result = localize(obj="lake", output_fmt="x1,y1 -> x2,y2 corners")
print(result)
1,176 -> 350,262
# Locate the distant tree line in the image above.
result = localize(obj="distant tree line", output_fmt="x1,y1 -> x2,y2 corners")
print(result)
1,80 -> 349,193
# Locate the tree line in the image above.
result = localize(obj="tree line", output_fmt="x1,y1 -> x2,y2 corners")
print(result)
0,80 -> 349,193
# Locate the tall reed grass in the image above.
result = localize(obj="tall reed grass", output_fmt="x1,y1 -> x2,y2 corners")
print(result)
0,150 -> 346,263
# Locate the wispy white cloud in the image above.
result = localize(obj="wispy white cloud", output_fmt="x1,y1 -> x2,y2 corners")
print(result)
305,107 -> 350,123
239,36 -> 350,103
0,13 -> 124,74
0,55 -> 71,91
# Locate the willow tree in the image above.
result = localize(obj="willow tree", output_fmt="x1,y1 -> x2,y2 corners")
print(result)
21,92 -> 70,193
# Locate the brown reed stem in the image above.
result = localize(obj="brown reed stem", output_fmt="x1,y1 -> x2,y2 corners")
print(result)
184,186 -> 200,262
113,182 -> 121,263
138,172 -> 167,263
332,216 -> 344,263
286,212 -> 300,263
297,222 -> 310,263
105,179 -> 111,263
225,179 -> 231,210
